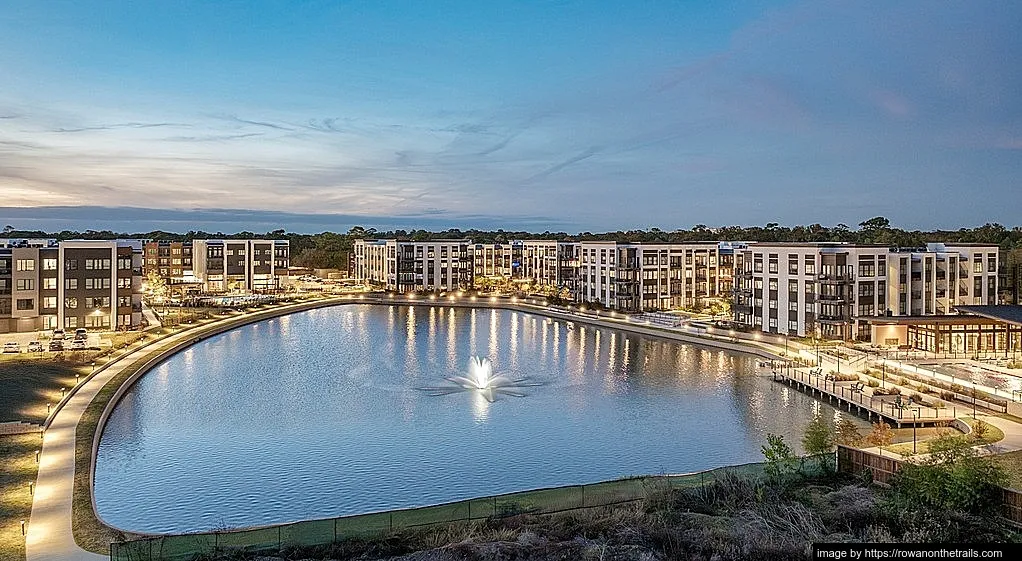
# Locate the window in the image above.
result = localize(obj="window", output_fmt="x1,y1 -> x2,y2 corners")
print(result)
118,257 -> 132,270
42,296 -> 57,309
788,280 -> 798,293
859,264 -> 875,277
789,321 -> 799,332
768,279 -> 778,291
85,297 -> 110,308
85,258 -> 111,270
65,317 -> 78,328
16,298 -> 34,310
805,260 -> 816,275
16,259 -> 35,271
65,278 -> 78,290
85,278 -> 111,290
974,260 -> 983,273
42,277 -> 57,290
15,278 -> 34,291
789,301 -> 799,311
768,318 -> 777,328
65,297 -> 79,308
117,277 -> 132,289
754,279 -> 763,290
84,314 -> 110,328
42,258 -> 57,270
768,299 -> 777,309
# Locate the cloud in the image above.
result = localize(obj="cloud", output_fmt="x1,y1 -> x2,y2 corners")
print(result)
523,146 -> 602,183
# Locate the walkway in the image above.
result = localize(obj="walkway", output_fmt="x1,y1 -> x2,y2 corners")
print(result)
25,298 -> 341,561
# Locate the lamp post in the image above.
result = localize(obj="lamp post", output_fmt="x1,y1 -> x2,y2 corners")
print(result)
21,520 -> 25,536
912,412 -> 918,454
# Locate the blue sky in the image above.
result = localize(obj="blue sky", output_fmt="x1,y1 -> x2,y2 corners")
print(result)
1,0 -> 1020,233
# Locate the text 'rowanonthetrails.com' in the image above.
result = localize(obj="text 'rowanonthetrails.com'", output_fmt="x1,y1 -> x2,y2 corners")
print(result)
812,543 -> 1020,559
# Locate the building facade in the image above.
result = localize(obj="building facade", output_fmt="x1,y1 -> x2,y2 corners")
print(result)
734,242 -> 1000,341
575,241 -> 724,311
353,239 -> 473,292
188,239 -> 290,292
1,239 -> 144,333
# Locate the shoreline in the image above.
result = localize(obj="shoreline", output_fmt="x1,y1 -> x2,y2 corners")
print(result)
32,295 -> 791,559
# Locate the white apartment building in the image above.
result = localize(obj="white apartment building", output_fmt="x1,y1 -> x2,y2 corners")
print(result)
734,242 -> 1000,341
353,239 -> 472,292
191,239 -> 289,292
472,242 -> 522,280
577,241 -> 724,311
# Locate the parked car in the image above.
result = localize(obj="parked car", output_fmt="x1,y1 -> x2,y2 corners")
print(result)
52,329 -> 66,340
48,340 -> 64,352
3,342 -> 20,353
70,339 -> 87,351
74,328 -> 88,341
27,341 -> 44,353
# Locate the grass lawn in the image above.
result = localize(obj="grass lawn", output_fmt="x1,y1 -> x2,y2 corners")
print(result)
0,360 -> 89,424
991,450 -> 1022,490
887,418 -> 1004,457
0,434 -> 40,561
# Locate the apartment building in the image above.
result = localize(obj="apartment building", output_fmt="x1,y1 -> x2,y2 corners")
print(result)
352,239 -> 473,292
143,241 -> 194,282
576,241 -> 724,311
190,239 -> 290,292
734,242 -> 999,341
998,248 -> 1022,305
519,240 -> 580,296
471,242 -> 523,281
1,239 -> 143,333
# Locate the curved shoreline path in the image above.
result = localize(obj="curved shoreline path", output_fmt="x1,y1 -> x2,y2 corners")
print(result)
25,298 -> 345,561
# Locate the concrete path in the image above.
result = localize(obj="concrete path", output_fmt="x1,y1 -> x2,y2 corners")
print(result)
25,299 -> 339,561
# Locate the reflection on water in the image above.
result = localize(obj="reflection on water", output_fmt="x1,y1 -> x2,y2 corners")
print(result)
95,305 -> 864,534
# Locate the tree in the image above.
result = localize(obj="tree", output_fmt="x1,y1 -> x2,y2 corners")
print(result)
762,433 -> 797,480
834,419 -> 863,446
802,415 -> 835,472
866,421 -> 895,454
144,270 -> 168,301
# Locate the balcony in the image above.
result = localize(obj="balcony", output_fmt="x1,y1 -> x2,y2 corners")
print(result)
818,294 -> 847,302
816,314 -> 848,323
818,273 -> 854,283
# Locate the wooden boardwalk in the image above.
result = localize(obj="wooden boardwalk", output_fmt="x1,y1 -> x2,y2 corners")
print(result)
772,368 -> 958,427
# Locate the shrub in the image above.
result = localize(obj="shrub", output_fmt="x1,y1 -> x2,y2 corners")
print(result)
889,432 -> 1007,515
940,390 -> 956,401
888,387 -> 901,396
872,388 -> 888,396
762,433 -> 797,481
867,379 -> 880,388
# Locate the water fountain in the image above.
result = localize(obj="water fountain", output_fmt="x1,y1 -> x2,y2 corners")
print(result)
421,356 -> 538,402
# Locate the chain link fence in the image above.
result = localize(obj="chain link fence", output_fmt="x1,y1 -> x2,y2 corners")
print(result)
111,461 -> 781,561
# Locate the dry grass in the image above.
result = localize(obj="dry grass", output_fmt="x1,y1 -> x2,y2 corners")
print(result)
0,434 -> 38,561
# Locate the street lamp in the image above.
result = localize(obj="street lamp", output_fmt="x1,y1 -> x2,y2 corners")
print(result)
912,411 -> 918,454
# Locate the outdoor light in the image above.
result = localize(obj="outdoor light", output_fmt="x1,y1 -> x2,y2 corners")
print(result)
35,450 -> 40,463
91,361 -> 96,373
21,520 -> 25,536
60,387 -> 66,397
46,403 -> 51,414
28,482 -> 34,496
75,374 -> 80,384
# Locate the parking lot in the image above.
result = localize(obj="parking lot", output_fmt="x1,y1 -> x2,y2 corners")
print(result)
1,330 -> 106,354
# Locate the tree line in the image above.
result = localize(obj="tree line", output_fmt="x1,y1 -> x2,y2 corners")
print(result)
4,217 -> 1022,270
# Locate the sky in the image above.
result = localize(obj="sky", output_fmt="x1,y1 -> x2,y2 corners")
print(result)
0,0 -> 1020,234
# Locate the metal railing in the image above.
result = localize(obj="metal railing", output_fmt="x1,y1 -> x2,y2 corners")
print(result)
110,461 -> 785,561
